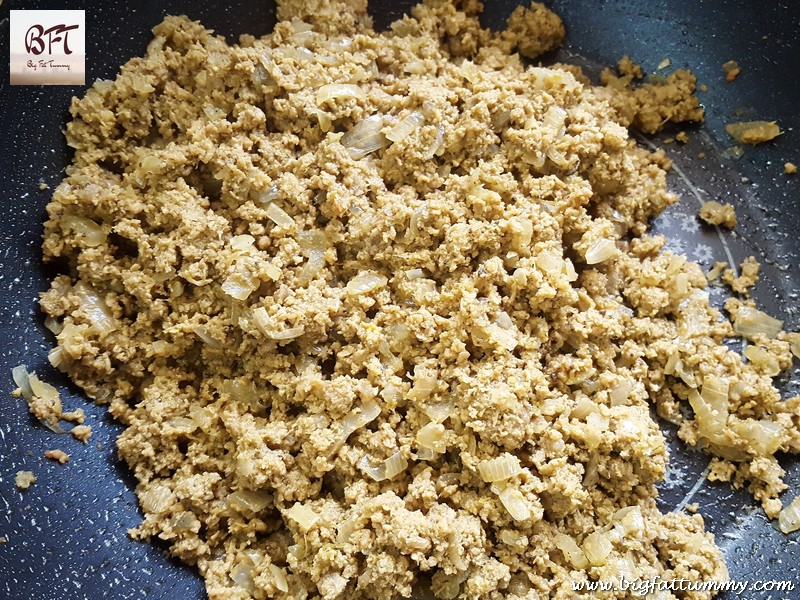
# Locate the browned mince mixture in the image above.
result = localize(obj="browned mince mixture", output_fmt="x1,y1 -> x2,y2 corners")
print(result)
36,1 -> 800,598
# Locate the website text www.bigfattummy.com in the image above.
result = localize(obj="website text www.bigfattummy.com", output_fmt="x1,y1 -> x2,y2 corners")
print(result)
572,576 -> 795,596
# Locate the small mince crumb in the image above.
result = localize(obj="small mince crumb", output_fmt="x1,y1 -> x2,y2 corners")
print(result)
698,152 -> 706,159
707,261 -> 727,282
0,536 -> 7,543
657,57 -> 671,70
61,408 -> 85,424
38,182 -> 49,191
785,162 -> 797,175
722,60 -> 740,82
70,424 -> 92,442
699,83 -> 708,92
15,471 -> 37,490
685,503 -> 699,514
44,449 -> 70,464
699,201 -> 737,229
675,131 -> 689,144
723,256 -> 760,295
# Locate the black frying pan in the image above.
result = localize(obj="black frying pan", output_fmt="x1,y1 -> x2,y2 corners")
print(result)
1,1 -> 798,598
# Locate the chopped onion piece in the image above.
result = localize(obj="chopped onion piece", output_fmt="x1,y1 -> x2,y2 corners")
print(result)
495,311 -> 514,330
416,422 -> 446,453
582,531 -> 612,566
499,530 -> 527,547
230,562 -> 256,593
297,230 -> 327,284
422,398 -> 452,423
458,60 -> 481,83
779,496 -> 800,533
138,155 -> 165,174
583,453 -> 599,487
29,373 -> 60,404
408,365 -> 438,400
585,238 -> 618,265
337,400 -> 381,442
44,316 -> 63,335
268,564 -> 289,593
733,307 -> 783,339
416,446 -> 436,461
431,570 -> 468,600
221,274 -> 259,301
341,114 -> 388,159
701,375 -> 729,408
383,450 -> 408,480
194,325 -> 222,348
613,506 -> 644,536
498,486 -> 531,522
491,110 -> 511,130
203,105 -> 227,120
346,271 -> 388,295
266,203 -> 295,228
423,124 -> 446,159
536,250 -> 564,273
257,263 -> 278,283
164,416 -> 196,432
253,183 -> 279,206
554,533 -> 588,569
291,30 -> 315,46
285,502 -> 319,531
546,145 -> 569,168
734,419 -> 782,455
219,378 -> 262,410
337,518 -> 359,544
509,217 -> 533,252
542,105 -> 568,134
170,512 -> 198,533
664,352 -> 680,375
189,406 -> 213,430
12,365 -> 34,400
609,378 -> 633,406
689,376 -> 729,438
61,214 -> 106,247
386,110 -> 425,143
359,451 -> 407,482
478,454 -> 523,482
47,347 -> 64,368
570,396 -> 598,420
279,46 -> 314,62
252,306 -> 304,340
229,234 -> 255,252
227,489 -> 272,513
73,281 -> 117,335
744,345 -> 781,377
315,83 -> 364,106
788,333 -> 800,360
140,484 -> 172,514
358,453 -> 386,481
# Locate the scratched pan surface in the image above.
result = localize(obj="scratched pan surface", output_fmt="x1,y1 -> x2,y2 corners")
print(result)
0,1 -> 799,598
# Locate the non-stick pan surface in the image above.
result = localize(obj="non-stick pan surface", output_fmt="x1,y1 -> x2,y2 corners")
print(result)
1,1 -> 798,598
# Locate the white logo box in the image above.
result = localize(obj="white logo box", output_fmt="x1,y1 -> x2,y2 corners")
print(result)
10,10 -> 86,85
